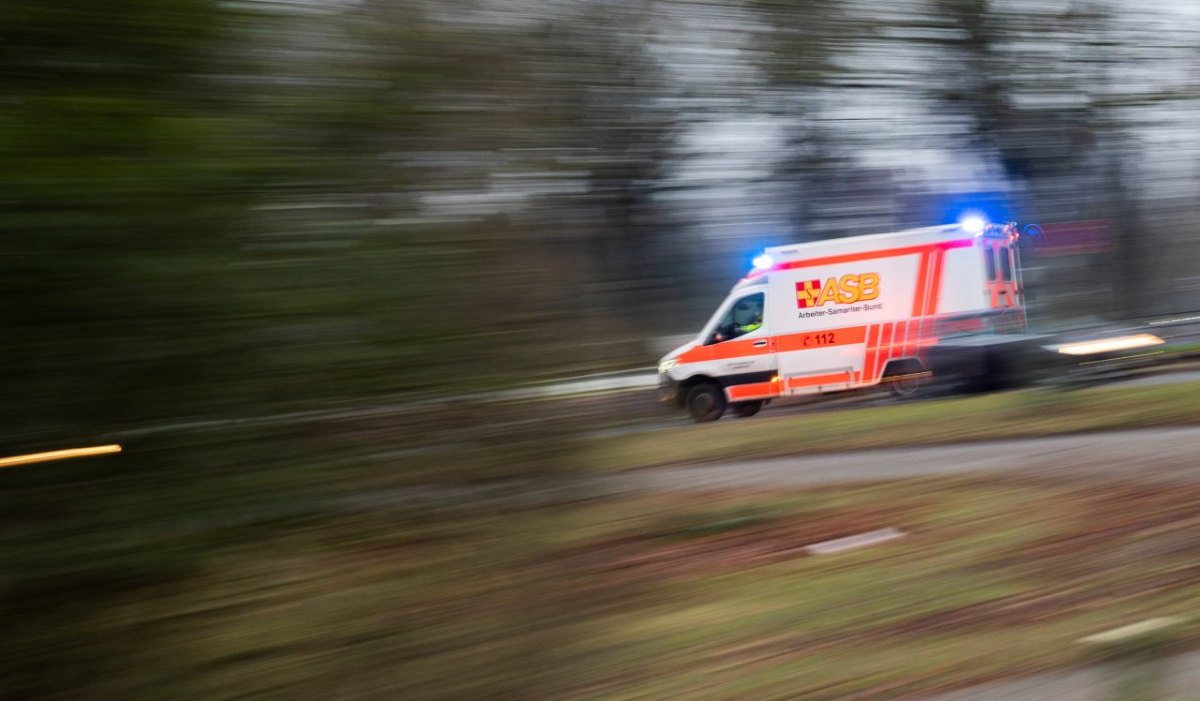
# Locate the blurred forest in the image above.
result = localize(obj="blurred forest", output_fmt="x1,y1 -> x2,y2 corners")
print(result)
3,0 -> 1200,447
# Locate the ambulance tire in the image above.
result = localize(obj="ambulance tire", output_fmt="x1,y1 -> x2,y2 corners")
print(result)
884,359 -> 927,399
888,376 -> 925,399
731,400 -> 763,418
686,383 -> 726,422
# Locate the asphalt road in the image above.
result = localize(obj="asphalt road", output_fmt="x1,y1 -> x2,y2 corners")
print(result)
925,649 -> 1200,701
627,425 -> 1200,491
1113,367 -> 1200,388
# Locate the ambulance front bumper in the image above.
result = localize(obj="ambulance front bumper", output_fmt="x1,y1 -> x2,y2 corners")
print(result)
658,374 -> 682,406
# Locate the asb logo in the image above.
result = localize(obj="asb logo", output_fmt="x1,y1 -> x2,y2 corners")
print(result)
796,273 -> 880,308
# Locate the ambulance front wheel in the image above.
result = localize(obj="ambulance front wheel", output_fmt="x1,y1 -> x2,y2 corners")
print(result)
686,383 -> 726,422
731,400 -> 763,418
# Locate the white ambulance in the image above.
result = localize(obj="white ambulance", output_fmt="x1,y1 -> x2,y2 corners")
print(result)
658,220 -> 1027,421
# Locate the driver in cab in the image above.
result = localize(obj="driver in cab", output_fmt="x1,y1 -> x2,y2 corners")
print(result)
714,297 -> 763,343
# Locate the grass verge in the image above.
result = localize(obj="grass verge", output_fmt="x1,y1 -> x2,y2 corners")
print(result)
7,473 -> 1200,699
6,381 -> 1200,698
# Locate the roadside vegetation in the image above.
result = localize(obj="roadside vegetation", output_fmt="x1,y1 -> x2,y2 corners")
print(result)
6,379 -> 1200,698
6,465 -> 1199,699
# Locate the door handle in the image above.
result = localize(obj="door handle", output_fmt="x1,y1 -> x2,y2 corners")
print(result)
752,340 -> 768,348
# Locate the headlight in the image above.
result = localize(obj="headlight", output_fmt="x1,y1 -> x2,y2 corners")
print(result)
658,358 -> 679,374
1053,333 -> 1165,356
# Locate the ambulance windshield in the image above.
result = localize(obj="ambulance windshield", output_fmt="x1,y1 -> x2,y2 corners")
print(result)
707,292 -> 764,345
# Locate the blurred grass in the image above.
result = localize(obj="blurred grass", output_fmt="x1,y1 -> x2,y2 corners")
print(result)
581,380 -> 1200,471
603,478 -> 1200,699
6,469 -> 1200,698
5,368 -> 1200,701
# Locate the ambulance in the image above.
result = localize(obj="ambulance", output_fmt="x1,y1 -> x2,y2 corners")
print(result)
658,219 -> 1028,421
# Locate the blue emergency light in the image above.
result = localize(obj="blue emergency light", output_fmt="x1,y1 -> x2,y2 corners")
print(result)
959,214 -> 987,234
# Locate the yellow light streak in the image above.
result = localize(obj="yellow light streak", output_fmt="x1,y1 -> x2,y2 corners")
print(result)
0,444 -> 122,469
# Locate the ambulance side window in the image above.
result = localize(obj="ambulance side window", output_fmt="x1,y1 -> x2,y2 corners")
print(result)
999,246 -> 1012,281
983,247 -> 997,280
706,292 -> 764,345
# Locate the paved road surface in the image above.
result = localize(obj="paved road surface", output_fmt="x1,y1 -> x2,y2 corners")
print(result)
1114,368 -> 1200,388
926,650 -> 1200,701
628,426 -> 1200,492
